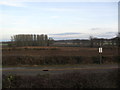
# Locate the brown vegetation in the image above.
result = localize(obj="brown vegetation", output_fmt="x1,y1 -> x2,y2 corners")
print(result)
2,47 -> 119,66
2,69 -> 119,88
2,47 -> 118,56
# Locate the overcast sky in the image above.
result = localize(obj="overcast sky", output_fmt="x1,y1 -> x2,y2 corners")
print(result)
0,0 -> 119,41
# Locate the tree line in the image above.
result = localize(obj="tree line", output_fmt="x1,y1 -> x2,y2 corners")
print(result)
11,34 -> 54,46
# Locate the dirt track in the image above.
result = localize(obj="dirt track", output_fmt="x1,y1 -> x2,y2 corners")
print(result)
2,64 -> 118,76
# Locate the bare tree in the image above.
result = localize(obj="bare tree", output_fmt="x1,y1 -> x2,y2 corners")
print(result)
89,36 -> 93,47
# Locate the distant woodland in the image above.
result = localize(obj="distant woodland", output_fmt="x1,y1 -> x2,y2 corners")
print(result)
1,34 -> 120,47
10,34 -> 54,46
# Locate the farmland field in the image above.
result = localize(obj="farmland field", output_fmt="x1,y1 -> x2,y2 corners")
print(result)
2,46 -> 119,88
2,46 -> 118,57
2,46 -> 119,66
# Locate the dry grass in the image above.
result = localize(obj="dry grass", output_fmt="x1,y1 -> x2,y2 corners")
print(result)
2,47 -> 118,57
2,47 -> 118,66
2,69 -> 118,88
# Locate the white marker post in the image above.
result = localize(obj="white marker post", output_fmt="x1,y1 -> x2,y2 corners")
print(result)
99,47 -> 102,64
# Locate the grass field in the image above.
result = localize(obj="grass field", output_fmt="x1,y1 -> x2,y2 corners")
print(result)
2,46 -> 119,66
2,46 -> 118,57
2,46 -> 119,88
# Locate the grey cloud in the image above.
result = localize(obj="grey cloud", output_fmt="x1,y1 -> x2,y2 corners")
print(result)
90,28 -> 102,31
49,32 -> 82,36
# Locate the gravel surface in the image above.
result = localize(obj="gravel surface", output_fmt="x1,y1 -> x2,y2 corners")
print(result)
2,64 -> 118,76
